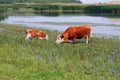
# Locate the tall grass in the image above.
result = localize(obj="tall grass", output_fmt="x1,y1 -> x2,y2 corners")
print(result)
0,24 -> 120,80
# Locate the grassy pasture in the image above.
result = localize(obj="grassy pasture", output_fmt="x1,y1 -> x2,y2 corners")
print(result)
0,24 -> 120,80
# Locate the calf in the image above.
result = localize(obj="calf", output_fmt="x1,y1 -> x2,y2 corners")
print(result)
56,25 -> 92,44
25,29 -> 48,40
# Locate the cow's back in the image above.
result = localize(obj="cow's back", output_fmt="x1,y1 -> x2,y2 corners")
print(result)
28,30 -> 39,37
65,26 -> 91,39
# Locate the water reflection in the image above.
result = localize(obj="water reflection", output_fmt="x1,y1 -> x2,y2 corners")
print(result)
35,12 -> 62,16
0,12 -> 120,38
82,13 -> 120,18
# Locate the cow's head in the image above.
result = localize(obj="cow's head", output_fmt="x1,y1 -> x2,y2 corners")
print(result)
56,34 -> 65,44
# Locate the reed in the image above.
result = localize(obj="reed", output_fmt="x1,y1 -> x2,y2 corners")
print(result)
0,5 -> 8,14
10,3 -> 120,15
100,4 -> 120,14
32,4 -> 62,12
32,4 -> 120,15
12,4 -> 31,10
84,4 -> 120,15
62,5 -> 85,13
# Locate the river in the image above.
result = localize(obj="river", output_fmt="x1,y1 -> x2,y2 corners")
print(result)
0,12 -> 120,39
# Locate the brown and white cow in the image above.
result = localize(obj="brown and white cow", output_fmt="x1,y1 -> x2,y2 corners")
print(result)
25,29 -> 48,40
56,25 -> 92,44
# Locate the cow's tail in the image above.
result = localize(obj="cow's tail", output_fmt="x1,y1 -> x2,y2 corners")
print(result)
87,25 -> 92,38
90,29 -> 92,38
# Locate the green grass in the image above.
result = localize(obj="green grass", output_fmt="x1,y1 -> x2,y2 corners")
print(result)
0,24 -> 120,80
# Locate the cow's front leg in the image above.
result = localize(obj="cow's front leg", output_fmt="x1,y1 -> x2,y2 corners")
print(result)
71,38 -> 76,44
25,34 -> 31,40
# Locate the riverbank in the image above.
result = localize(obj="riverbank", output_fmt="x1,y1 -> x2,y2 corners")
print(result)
0,24 -> 120,80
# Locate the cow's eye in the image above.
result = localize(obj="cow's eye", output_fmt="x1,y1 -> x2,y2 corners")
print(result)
61,36 -> 64,38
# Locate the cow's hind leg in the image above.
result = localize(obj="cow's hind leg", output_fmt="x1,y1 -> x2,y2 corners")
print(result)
88,30 -> 92,42
85,35 -> 89,44
88,35 -> 91,43
85,32 -> 92,44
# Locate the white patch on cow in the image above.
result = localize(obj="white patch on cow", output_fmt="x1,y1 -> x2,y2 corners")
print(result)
26,34 -> 31,40
56,34 -> 65,44
68,40 -> 72,43
38,37 -> 44,39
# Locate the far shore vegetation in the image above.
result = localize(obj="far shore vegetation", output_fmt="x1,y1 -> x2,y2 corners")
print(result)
11,3 -> 120,15
0,3 -> 120,15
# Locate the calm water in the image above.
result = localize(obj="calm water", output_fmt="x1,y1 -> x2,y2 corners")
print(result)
1,12 -> 120,39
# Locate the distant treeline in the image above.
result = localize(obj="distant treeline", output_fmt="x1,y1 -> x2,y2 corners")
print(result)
0,0 -> 81,4
1,3 -> 120,15
32,4 -> 120,15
